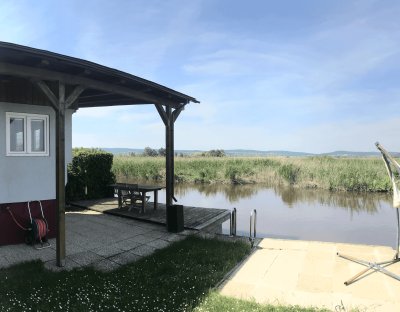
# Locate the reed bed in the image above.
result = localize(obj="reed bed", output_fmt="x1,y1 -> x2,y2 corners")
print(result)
112,156 -> 392,192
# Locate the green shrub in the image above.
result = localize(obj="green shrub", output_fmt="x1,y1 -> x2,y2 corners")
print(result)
278,164 -> 300,184
66,149 -> 116,201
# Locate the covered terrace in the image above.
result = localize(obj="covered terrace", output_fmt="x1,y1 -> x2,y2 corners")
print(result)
0,41 -> 199,266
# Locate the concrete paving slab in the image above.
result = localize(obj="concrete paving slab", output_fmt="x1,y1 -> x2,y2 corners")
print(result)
113,238 -> 142,251
93,259 -> 121,272
146,239 -> 170,249
68,251 -> 105,266
108,251 -> 141,265
129,234 -> 158,244
44,258 -> 82,271
131,244 -> 156,257
64,242 -> 88,254
0,255 -> 10,268
91,245 -> 124,258
0,210 -> 179,271
163,233 -> 187,243
220,238 -> 400,312
3,245 -> 55,264
145,230 -> 168,240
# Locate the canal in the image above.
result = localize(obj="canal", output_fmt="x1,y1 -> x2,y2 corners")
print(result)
169,183 -> 396,247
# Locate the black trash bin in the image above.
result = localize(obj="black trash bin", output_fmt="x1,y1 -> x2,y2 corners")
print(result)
167,204 -> 184,233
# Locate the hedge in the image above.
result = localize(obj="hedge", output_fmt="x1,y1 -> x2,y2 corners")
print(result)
66,149 -> 116,201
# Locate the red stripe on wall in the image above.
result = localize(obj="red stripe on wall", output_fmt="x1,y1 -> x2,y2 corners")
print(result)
0,200 -> 56,245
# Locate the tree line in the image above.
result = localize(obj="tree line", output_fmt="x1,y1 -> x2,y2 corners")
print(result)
135,147 -> 226,157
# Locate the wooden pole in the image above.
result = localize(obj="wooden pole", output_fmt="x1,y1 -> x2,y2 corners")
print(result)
155,104 -> 185,230
56,82 -> 66,267
36,80 -> 84,267
165,106 -> 173,208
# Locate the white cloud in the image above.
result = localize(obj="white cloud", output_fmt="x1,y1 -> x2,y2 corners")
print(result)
3,0 -> 400,153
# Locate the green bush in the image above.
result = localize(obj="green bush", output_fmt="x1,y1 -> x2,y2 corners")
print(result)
66,149 -> 116,201
278,163 -> 300,184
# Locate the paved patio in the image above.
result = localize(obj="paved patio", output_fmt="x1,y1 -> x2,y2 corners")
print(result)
0,210 -> 194,271
220,238 -> 400,312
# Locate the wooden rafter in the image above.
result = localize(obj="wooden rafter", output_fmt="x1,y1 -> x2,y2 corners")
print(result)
0,62 -> 181,108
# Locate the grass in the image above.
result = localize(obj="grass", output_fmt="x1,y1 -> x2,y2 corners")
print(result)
0,236 -> 249,312
112,156 -> 392,192
194,292 -> 330,312
0,236 -> 327,312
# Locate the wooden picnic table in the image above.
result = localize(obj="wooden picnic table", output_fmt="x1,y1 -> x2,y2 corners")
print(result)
111,183 -> 164,213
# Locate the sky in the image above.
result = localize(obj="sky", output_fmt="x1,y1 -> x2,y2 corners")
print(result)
1,0 -> 400,153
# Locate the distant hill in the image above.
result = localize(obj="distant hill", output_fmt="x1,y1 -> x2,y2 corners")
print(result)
321,151 -> 380,157
224,149 -> 314,157
102,148 -> 144,155
98,148 -> 399,157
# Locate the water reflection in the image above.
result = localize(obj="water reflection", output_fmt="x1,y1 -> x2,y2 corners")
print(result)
272,185 -> 391,215
175,183 -> 262,203
118,178 -> 396,246
175,182 -> 391,215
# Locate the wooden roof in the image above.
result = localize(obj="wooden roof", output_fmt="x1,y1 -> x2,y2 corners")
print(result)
0,41 -> 199,109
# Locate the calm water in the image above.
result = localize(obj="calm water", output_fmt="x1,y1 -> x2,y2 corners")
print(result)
122,179 -> 397,247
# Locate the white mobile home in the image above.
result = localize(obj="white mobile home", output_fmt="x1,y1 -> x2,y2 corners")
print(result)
0,102 -> 73,245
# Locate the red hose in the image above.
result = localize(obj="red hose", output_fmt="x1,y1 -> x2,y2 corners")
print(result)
35,219 -> 48,240
6,207 -> 30,231
7,206 -> 49,242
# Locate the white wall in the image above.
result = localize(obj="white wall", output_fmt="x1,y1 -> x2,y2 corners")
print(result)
0,102 -> 73,203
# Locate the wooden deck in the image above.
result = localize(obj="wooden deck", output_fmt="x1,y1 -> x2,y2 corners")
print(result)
70,198 -> 231,231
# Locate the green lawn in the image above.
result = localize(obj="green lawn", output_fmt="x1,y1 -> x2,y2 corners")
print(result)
0,236 -> 326,312
195,292 -> 330,312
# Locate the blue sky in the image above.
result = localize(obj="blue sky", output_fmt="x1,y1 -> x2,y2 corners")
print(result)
1,0 -> 400,153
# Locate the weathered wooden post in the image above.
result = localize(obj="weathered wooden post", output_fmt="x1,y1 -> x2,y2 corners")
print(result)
165,106 -> 174,207
55,82 -> 66,267
36,81 -> 84,267
155,103 -> 185,230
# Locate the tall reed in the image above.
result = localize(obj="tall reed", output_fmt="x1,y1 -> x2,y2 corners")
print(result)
112,156 -> 392,192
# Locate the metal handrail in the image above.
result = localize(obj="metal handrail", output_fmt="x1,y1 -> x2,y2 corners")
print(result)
249,209 -> 257,245
230,208 -> 237,236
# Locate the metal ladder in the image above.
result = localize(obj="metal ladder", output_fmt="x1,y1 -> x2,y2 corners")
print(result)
230,208 -> 257,246
249,209 -> 257,246
230,208 -> 237,236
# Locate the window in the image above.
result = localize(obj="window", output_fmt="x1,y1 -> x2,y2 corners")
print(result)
6,112 -> 49,156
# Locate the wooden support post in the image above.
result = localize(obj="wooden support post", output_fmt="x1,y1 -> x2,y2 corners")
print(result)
155,103 -> 186,230
165,106 -> 174,208
155,104 -> 185,228
56,82 -> 66,267
36,81 -> 85,267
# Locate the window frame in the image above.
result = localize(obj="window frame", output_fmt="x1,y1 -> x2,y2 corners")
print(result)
6,112 -> 50,157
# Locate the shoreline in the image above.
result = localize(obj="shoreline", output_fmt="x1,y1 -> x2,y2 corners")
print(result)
112,155 -> 393,193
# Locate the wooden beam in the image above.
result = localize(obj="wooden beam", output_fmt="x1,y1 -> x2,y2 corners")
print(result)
79,92 -> 114,99
59,81 -> 65,103
173,105 -> 185,122
35,80 -> 58,110
0,62 -> 181,108
65,85 -> 85,108
155,104 -> 168,126
78,99 -> 143,108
